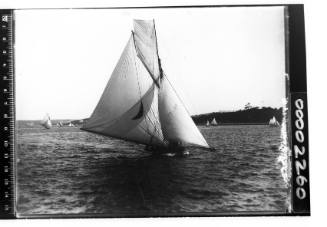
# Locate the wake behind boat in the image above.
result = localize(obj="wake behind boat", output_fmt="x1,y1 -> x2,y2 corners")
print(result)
81,19 -> 209,154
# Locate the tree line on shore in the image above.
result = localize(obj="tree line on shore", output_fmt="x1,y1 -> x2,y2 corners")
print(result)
192,106 -> 283,125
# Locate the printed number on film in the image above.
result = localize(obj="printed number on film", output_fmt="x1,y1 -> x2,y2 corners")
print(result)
294,99 -> 307,200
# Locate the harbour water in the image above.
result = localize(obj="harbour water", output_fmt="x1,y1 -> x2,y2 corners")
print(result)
16,122 -> 288,216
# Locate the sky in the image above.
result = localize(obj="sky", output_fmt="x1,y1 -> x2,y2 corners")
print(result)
15,6 -> 287,120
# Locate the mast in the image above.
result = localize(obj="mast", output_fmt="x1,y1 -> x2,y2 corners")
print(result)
151,20 -> 209,148
153,19 -> 164,80
83,19 -> 209,149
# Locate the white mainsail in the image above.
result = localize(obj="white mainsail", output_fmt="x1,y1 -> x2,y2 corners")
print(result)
41,113 -> 52,129
82,20 -> 209,149
211,118 -> 218,125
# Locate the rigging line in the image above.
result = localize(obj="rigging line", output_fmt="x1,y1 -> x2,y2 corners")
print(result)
131,32 -> 143,104
86,35 -> 133,122
131,46 -> 153,136
144,102 -> 163,137
143,109 -> 157,131
140,92 -> 162,141
145,111 -> 164,141
162,71 -> 194,118
131,31 -> 159,138
149,106 -> 163,135
152,20 -> 164,81
138,121 -> 164,144
145,89 -> 164,139
139,100 -> 163,143
141,102 -> 163,140
136,21 -> 163,142
151,20 -> 157,81
133,32 -> 160,88
148,105 -> 160,129
136,49 -> 161,88
153,19 -> 160,59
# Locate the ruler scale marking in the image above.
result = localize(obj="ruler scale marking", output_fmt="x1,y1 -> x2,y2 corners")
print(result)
0,9 -> 15,219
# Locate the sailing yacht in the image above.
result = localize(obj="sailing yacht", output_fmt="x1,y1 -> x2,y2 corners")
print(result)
268,116 -> 280,127
41,113 -> 52,129
211,118 -> 218,126
206,120 -> 210,126
82,20 -> 209,153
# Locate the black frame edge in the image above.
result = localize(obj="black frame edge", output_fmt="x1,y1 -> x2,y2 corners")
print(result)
0,9 -> 16,219
0,4 -> 310,218
288,4 -> 310,215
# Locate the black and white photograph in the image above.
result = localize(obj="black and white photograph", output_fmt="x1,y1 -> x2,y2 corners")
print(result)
6,5 -> 301,217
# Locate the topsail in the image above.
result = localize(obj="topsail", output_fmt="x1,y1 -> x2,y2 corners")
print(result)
82,20 -> 209,149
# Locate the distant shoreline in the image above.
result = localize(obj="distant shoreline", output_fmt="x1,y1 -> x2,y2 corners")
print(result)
192,107 -> 283,125
17,107 -> 282,126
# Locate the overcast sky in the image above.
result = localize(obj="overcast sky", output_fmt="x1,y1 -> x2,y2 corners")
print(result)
15,6 -> 286,120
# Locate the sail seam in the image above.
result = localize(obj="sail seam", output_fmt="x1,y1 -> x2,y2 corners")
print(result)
83,20 -> 209,149
136,121 -> 163,146
131,34 -> 155,144
146,107 -> 164,141
132,29 -> 163,144
131,33 -> 143,103
133,40 -> 160,88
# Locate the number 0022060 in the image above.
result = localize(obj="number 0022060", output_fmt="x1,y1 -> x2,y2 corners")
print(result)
293,98 -> 307,200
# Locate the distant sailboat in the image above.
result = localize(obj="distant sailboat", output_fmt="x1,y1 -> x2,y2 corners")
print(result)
206,120 -> 210,126
269,116 -> 280,127
211,118 -> 218,126
82,19 -> 209,152
41,113 -> 52,129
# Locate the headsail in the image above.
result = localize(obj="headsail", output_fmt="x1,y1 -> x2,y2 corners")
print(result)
82,35 -> 165,146
82,19 -> 209,149
158,75 -> 209,148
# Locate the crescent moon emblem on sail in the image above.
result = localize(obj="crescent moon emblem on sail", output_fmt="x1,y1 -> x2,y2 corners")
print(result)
132,101 -> 144,120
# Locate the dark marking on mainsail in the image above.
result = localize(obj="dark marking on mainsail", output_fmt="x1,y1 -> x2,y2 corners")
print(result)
132,101 -> 144,120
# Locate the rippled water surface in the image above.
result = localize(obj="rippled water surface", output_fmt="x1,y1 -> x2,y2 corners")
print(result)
16,122 -> 288,216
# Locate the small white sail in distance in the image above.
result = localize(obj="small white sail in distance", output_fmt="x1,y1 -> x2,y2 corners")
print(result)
269,116 -> 280,126
206,120 -> 210,126
41,113 -> 52,129
82,19 -> 209,149
211,118 -> 218,125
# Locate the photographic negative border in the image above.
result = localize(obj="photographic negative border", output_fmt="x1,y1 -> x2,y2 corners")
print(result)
0,4 -> 309,218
